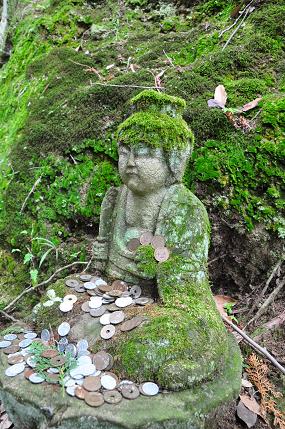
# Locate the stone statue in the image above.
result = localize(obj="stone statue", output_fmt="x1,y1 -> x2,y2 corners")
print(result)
93,90 -> 241,393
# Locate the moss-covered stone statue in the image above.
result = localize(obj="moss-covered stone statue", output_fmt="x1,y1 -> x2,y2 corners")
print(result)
93,90 -> 242,391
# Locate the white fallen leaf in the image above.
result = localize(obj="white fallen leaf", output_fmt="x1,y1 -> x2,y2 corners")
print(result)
214,84 -> 227,108
242,379 -> 253,388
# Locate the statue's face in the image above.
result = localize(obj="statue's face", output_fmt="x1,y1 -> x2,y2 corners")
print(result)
118,144 -> 169,195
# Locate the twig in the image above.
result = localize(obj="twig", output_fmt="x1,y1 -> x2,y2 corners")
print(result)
4,261 -> 88,312
82,255 -> 94,273
222,315 -> 285,375
219,0 -> 255,38
68,59 -> 102,80
20,175 -> 42,214
89,82 -> 164,90
0,310 -> 20,323
249,109 -> 262,125
163,50 -> 175,68
208,253 -> 226,266
222,6 -> 253,51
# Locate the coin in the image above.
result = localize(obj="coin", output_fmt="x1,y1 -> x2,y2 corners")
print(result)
98,284 -> 112,293
46,373 -> 60,384
3,345 -> 20,355
19,338 -> 33,348
80,274 -> 92,282
59,301 -> 73,313
140,382 -> 159,396
3,334 -> 17,341
103,390 -> 122,404
120,316 -> 144,332
24,368 -> 35,379
0,341 -> 11,348
85,391 -> 104,407
65,279 -> 79,288
81,301 -> 91,313
77,339 -> 89,351
120,384 -> 140,399
100,325 -> 115,340
108,290 -> 123,298
8,355 -> 24,365
75,285 -> 86,293
109,311 -> 125,325
47,367 -> 60,374
101,374 -> 117,390
83,375 -> 101,392
90,306 -> 106,318
89,297 -> 103,309
65,343 -> 77,358
5,362 -> 26,377
151,235 -> 165,249
111,280 -> 128,292
66,385 -> 76,396
93,351 -> 111,371
24,332 -> 37,340
135,297 -> 151,306
80,364 -> 96,377
50,355 -> 66,367
154,247 -> 170,262
41,349 -> 58,359
87,289 -> 97,296
95,278 -> 107,287
41,329 -> 50,342
115,297 -> 133,308
127,238 -> 141,252
140,231 -> 153,245
105,354 -> 114,371
78,355 -> 92,366
107,304 -> 119,312
75,386 -> 87,399
129,285 -> 142,299
84,281 -> 97,290
100,313 -> 111,325
63,294 -> 78,304
26,356 -> 37,368
58,322 -> 71,337
29,373 -> 45,383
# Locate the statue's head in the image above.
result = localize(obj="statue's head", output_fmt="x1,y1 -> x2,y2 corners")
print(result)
117,90 -> 194,195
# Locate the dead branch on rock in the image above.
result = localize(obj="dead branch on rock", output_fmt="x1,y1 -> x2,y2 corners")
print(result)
90,82 -> 164,90
222,4 -> 255,51
3,261 -> 88,313
20,175 -> 42,214
0,310 -> 20,323
222,315 -> 285,375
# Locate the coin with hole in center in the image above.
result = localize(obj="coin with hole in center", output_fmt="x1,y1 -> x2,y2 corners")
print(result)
50,355 -> 66,367
129,285 -> 142,299
63,294 -> 78,304
100,325 -> 115,340
65,279 -> 79,288
103,390 -> 122,404
121,384 -> 140,400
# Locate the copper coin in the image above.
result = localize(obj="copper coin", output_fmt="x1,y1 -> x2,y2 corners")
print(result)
105,354 -> 114,371
140,231 -> 153,245
83,376 -> 101,392
41,349 -> 59,359
120,316 -> 144,332
3,345 -> 20,355
75,386 -> 87,399
154,247 -> 170,262
87,289 -> 96,296
93,351 -> 111,371
103,390 -> 122,404
98,284 -> 112,293
121,384 -> 140,399
127,238 -> 141,252
107,289 -> 123,298
46,373 -> 60,384
100,325 -> 115,340
24,368 -> 35,379
109,311 -> 125,325
111,280 -> 128,292
50,355 -> 66,367
8,355 -> 24,365
84,391 -> 104,407
81,301 -> 91,313
17,334 -> 26,341
151,235 -> 165,249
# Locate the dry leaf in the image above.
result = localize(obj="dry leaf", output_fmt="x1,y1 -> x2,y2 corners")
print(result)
106,63 -> 115,70
207,99 -> 224,109
242,379 -> 253,388
240,394 -> 261,416
214,84 -> 227,108
242,97 -> 262,112
214,295 -> 236,322
237,401 -> 257,428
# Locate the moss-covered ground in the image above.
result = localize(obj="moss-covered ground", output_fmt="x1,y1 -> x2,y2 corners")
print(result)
0,0 -> 284,314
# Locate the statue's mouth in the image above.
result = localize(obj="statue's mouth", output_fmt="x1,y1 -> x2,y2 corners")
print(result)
126,170 -> 139,176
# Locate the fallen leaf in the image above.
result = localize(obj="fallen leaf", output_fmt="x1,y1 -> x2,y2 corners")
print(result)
106,63 -> 115,70
237,401 -> 257,428
207,99 -> 224,109
240,394 -> 261,415
242,379 -> 253,388
242,97 -> 262,112
214,84 -> 227,108
214,295 -> 236,321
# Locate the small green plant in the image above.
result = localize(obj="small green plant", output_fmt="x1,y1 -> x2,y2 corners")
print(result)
223,302 -> 238,323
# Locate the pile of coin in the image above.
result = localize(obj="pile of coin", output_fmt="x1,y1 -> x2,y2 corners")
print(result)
127,231 -> 170,262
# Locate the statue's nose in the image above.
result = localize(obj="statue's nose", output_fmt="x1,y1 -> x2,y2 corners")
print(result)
127,152 -> 136,167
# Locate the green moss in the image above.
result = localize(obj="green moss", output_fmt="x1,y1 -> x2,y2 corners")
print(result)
130,89 -> 186,111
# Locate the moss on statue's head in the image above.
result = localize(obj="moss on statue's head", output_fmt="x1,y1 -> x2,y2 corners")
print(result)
117,90 -> 194,152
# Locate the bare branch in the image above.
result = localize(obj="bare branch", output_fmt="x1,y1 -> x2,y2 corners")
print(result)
20,175 -> 42,214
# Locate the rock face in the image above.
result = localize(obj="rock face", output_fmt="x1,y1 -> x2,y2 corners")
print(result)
0,334 -> 241,429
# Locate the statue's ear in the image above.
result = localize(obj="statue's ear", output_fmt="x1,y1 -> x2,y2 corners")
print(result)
166,147 -> 192,184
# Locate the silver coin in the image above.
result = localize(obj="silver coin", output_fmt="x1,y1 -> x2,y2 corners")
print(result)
47,367 -> 60,374
59,301 -> 73,313
65,279 -> 79,288
77,350 -> 90,358
115,297 -> 133,308
100,313 -> 111,325
77,356 -> 92,366
64,378 -> 76,387
80,274 -> 92,282
90,306 -> 106,318
58,322 -> 71,337
75,378 -> 84,386
26,356 -> 37,368
57,343 -> 66,353
80,364 -> 96,376
72,373 -> 84,380
130,285 -> 142,299
109,311 -> 125,325
100,325 -> 116,340
135,297 -> 151,306
95,278 -> 107,287
84,282 -> 97,290
63,294 -> 77,304
89,297 -> 103,309
75,285 -> 86,293
66,385 -> 76,396
0,341 -> 11,348
19,338 -> 33,348
24,332 -> 37,340
81,301 -> 91,313
65,344 -> 77,358
41,329 -> 50,342
101,374 -> 117,390
77,339 -> 89,352
5,362 -> 26,377
140,382 -> 159,396
3,334 -> 17,341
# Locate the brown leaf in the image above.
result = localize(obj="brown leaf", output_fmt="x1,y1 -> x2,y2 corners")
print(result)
213,295 -> 236,321
242,97 -> 262,112
237,401 -> 257,428
214,84 -> 227,108
240,394 -> 261,416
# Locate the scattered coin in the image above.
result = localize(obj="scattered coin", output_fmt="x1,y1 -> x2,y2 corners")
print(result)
5,362 -> 26,377
154,247 -> 170,262
80,274 -> 92,282
98,284 -> 112,293
120,316 -> 144,332
0,341 -> 11,349
103,390 -> 122,404
140,382 -> 159,396
95,278 -> 107,287
3,334 -> 17,341
108,290 -> 123,298
107,304 -> 120,312
24,332 -> 37,340
105,354 -> 114,371
59,301 -> 73,313
139,231 -> 153,245
90,306 -> 106,318
8,355 -> 24,365
127,238 -> 141,252
115,297 -> 133,308
151,235 -> 165,249
41,329 -> 50,342
83,376 -> 101,392
75,285 -> 86,293
77,339 -> 89,352
19,338 -> 33,348
65,279 -> 79,288
50,355 -> 66,367
29,373 -> 45,384
46,373 -> 60,384
109,311 -> 125,325
3,345 -> 20,355
80,364 -> 96,377
85,391 -> 104,407
75,386 -> 87,399
135,297 -> 151,306
24,368 -> 35,379
87,289 -> 97,296
101,374 -> 117,390
89,297 -> 103,309
26,356 -> 37,368
66,385 -> 76,396
78,355 -> 92,366
93,351 -> 111,371
65,343 -> 77,358
111,280 -> 128,292
130,285 -> 142,299
121,384 -> 140,400
100,313 -> 111,325
100,325 -> 116,340
58,322 -> 71,337
81,301 -> 91,313
84,281 -> 97,290
47,367 -> 60,374
63,294 -> 78,304
41,349 -> 58,359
